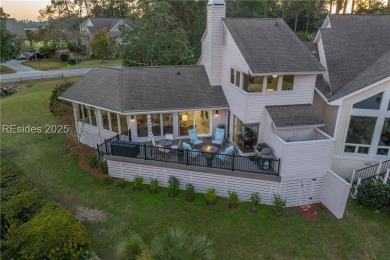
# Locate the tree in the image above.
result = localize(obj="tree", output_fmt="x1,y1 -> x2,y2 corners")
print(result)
90,28 -> 114,62
0,8 -> 18,62
122,1 -> 194,66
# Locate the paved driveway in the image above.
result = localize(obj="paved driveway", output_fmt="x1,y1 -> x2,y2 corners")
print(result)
2,60 -> 37,72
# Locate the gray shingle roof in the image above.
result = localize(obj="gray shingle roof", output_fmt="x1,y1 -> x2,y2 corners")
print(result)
6,18 -> 26,40
80,18 -> 134,35
316,15 -> 390,102
222,18 -> 325,74
60,66 -> 228,113
266,104 -> 325,128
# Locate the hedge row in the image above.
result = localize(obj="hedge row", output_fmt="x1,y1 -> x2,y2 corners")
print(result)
0,159 -> 92,259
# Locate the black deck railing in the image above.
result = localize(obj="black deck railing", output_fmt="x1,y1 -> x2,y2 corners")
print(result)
97,137 -> 280,176
354,159 -> 390,182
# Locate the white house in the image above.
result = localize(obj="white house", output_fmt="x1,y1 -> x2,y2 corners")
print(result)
79,18 -> 134,53
61,0 -> 353,218
311,15 -> 390,179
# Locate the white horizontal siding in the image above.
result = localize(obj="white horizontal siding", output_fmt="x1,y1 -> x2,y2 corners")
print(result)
77,122 -> 100,148
281,177 -> 324,207
321,170 -> 350,219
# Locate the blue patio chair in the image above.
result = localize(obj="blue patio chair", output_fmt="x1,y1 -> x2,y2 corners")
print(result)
182,142 -> 200,157
188,128 -> 203,147
216,145 -> 235,162
212,128 -> 225,147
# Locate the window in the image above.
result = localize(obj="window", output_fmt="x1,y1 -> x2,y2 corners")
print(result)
178,111 -> 211,136
377,118 -> 390,156
353,92 -> 383,110
163,113 -> 173,135
230,69 -> 240,87
77,105 -> 96,126
90,109 -> 97,126
110,113 -> 119,133
282,75 -> 294,91
136,114 -> 161,137
243,74 -> 263,93
119,115 -> 128,134
230,69 -> 235,85
151,114 -> 161,136
235,70 -> 240,87
232,116 -> 259,153
266,75 -> 278,92
344,116 -> 377,154
101,111 -> 110,130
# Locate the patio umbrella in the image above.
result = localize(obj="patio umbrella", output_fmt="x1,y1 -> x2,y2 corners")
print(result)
147,114 -> 154,142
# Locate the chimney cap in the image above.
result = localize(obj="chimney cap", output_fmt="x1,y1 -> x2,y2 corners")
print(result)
208,0 -> 225,5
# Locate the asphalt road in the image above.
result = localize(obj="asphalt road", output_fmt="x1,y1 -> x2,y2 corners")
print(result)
0,60 -> 91,83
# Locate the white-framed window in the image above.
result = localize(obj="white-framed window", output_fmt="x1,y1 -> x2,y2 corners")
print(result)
344,89 -> 390,157
77,104 -> 97,126
178,110 -> 211,136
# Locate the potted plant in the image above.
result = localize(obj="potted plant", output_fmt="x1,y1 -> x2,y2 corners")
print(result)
228,191 -> 239,209
205,154 -> 213,167
249,192 -> 261,214
177,149 -> 184,163
185,183 -> 196,202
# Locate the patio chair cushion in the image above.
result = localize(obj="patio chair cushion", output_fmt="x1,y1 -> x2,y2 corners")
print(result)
165,134 -> 174,140
212,128 -> 225,145
189,129 -> 203,145
224,145 -> 235,155
183,142 -> 192,150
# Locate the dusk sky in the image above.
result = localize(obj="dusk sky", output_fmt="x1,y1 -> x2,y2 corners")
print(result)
1,0 -> 50,21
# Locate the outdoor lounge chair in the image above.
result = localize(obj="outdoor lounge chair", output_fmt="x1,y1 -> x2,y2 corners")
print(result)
188,129 -> 203,147
212,128 -> 225,147
183,142 -> 200,158
152,139 -> 170,159
216,145 -> 235,162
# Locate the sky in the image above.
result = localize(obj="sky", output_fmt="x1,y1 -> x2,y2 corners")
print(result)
1,0 -> 50,21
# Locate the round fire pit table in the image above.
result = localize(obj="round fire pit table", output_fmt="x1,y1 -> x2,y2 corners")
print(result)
202,145 -> 218,153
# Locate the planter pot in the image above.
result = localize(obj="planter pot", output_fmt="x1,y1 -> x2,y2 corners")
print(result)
206,158 -> 213,167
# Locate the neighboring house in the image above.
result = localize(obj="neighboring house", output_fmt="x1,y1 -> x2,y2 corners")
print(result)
311,15 -> 390,179
6,18 -> 27,50
61,0 -> 351,218
79,18 -> 134,53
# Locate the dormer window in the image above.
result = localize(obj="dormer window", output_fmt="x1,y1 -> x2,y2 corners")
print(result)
119,25 -> 126,32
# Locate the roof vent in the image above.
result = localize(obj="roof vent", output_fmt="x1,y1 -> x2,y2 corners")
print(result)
177,71 -> 181,75
275,21 -> 278,27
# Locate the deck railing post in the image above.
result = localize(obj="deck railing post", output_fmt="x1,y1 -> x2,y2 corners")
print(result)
354,178 -> 362,197
128,129 -> 131,142
104,139 -> 108,154
376,161 -> 383,175
144,144 -> 147,160
97,144 -> 100,158
383,169 -> 390,184
350,170 -> 356,184
186,150 -> 189,165
231,154 -> 235,171
116,134 -> 119,140
277,159 -> 281,176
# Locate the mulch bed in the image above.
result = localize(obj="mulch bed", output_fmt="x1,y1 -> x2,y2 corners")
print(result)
64,138 -> 105,180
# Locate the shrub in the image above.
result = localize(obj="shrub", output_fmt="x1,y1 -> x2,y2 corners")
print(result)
59,53 -> 69,62
115,179 -> 127,189
185,183 -> 196,202
133,176 -> 144,191
68,58 -> 77,65
3,203 -> 91,259
149,178 -> 159,194
116,232 -> 145,260
87,152 -> 98,168
49,80 -> 74,116
272,195 -> 286,216
205,188 -> 217,205
167,176 -> 180,197
101,175 -> 112,186
357,180 -> 390,210
2,189 -> 45,224
249,192 -> 261,214
97,159 -> 108,174
228,191 -> 239,209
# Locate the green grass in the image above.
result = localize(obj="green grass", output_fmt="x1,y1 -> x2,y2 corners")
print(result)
1,79 -> 390,259
23,58 -> 123,70
0,65 -> 16,74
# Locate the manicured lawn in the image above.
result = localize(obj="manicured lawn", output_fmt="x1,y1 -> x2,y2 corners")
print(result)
23,58 -> 123,70
1,79 -> 390,259
0,65 -> 16,74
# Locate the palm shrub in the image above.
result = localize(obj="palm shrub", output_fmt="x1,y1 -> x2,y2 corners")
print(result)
272,194 -> 286,216
101,175 -> 112,186
115,179 -> 127,189
228,191 -> 239,209
185,183 -> 196,202
87,152 -> 98,168
249,193 -> 261,214
133,176 -> 144,192
168,176 -> 180,197
149,178 -> 159,194
148,228 -> 214,260
204,188 -> 217,205
116,232 -> 146,260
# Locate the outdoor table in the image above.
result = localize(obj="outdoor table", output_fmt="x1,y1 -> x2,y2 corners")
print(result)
202,145 -> 218,153
202,145 -> 218,167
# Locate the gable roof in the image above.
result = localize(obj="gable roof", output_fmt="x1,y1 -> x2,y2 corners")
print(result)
60,66 -> 228,113
316,15 -> 390,102
6,18 -> 26,40
80,18 -> 134,35
266,104 -> 325,128
222,18 -> 325,74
